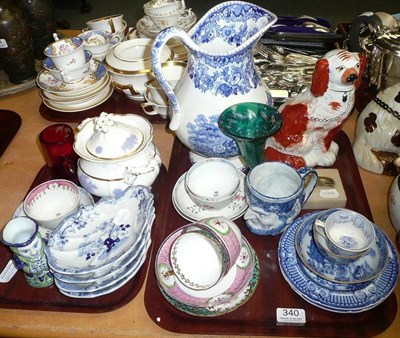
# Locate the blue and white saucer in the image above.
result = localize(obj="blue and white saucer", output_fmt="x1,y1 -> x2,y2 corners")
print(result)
295,209 -> 388,284
278,212 -> 399,313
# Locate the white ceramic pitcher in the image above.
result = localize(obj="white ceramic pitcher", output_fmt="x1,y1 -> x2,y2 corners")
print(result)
151,1 -> 277,162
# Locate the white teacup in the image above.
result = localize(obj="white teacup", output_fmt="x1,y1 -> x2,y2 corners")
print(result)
184,158 -> 240,210
144,0 -> 185,17
314,208 -> 376,259
23,179 -> 80,231
170,228 -> 226,290
86,14 -> 124,33
148,8 -> 188,29
141,99 -> 168,119
78,30 -> 121,56
43,37 -> 86,71
43,50 -> 92,83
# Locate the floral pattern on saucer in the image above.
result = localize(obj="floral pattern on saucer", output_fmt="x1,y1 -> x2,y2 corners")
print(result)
36,59 -> 107,93
295,209 -> 388,284
278,212 -> 399,313
172,171 -> 247,222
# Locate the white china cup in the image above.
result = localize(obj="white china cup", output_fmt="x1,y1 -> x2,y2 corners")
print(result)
86,14 -> 124,33
314,208 -> 376,259
169,228 -> 226,290
147,8 -> 186,29
78,30 -> 121,56
23,179 -> 80,231
144,0 -> 185,17
43,37 -> 86,71
186,217 -> 242,276
141,98 -> 168,119
144,79 -> 167,105
184,158 -> 240,210
43,50 -> 92,83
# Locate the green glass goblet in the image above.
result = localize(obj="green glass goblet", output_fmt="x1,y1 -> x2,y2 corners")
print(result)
218,102 -> 282,169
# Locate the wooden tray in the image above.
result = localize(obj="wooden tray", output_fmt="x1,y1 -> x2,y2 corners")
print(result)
144,131 -> 397,337
39,90 -> 167,124
0,164 -> 167,313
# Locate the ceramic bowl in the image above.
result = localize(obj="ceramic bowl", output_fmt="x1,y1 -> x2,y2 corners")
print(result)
187,217 -> 243,275
108,68 -> 152,99
105,38 -> 172,73
45,185 -> 154,274
23,179 -> 80,231
78,30 -> 121,56
147,8 -> 185,29
42,50 -> 92,83
170,228 -> 227,290
185,158 -> 240,210
141,90 -> 168,118
43,37 -> 86,71
86,14 -> 124,33
144,0 -> 185,17
77,145 -> 161,198
314,208 -> 376,260
74,113 -> 162,197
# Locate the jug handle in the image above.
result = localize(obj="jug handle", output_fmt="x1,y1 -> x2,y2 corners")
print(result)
151,26 -> 193,131
298,166 -> 318,205
349,12 -> 382,52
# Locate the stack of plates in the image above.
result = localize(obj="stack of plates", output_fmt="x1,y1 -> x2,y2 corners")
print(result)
154,223 -> 259,316
45,185 -> 154,298
278,209 -> 399,313
36,59 -> 113,113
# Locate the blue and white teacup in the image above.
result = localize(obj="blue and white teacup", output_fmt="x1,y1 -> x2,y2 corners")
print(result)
43,36 -> 86,71
244,161 -> 317,236
314,208 -> 376,259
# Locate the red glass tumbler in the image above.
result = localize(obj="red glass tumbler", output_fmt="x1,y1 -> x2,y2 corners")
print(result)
39,124 -> 79,183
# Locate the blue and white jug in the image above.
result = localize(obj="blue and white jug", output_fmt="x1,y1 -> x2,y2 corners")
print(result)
151,1 -> 277,162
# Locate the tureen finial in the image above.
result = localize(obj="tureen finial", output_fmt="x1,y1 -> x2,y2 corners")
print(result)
94,112 -> 116,133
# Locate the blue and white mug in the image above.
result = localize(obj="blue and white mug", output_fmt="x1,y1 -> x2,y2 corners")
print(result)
244,161 -> 317,236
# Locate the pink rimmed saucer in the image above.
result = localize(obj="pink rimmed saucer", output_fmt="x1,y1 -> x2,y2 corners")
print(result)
155,224 -> 256,309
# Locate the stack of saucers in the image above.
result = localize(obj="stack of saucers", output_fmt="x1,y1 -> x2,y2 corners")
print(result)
37,36 -> 113,113
278,208 -> 399,313
45,185 -> 154,298
155,217 -> 259,316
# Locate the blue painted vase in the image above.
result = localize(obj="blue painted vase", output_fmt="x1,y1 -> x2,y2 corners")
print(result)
151,1 -> 277,161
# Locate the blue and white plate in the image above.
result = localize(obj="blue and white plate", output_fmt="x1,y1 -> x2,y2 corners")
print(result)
279,212 -> 399,313
295,209 -> 388,284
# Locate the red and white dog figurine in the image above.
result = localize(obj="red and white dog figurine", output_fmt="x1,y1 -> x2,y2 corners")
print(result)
265,49 -> 366,168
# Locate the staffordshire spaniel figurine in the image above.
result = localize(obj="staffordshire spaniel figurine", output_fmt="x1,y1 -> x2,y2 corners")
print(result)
265,49 -> 366,168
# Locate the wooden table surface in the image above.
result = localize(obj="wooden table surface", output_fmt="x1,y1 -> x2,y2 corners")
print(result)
0,87 -> 398,338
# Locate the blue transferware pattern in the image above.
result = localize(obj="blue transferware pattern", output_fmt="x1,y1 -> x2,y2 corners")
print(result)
278,212 -> 399,313
54,233 -> 151,295
53,225 -> 151,284
295,209 -> 388,284
57,241 -> 150,299
244,164 -> 317,236
151,1 -> 277,159
45,185 -> 154,274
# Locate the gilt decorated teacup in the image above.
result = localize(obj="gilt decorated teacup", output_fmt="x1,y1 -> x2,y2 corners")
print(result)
78,30 -> 121,56
86,14 -> 124,33
244,161 -> 317,236
43,37 -> 86,71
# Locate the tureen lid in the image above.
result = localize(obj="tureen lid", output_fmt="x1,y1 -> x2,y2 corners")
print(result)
86,112 -> 144,159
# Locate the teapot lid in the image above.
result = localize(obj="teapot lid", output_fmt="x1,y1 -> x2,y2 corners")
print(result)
373,28 -> 400,56
86,112 -> 144,159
